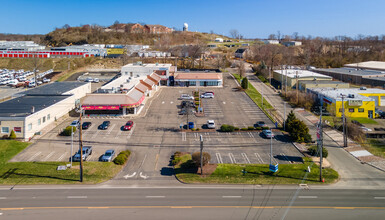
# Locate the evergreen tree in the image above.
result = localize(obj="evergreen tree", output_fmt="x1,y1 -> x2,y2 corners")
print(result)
288,119 -> 310,143
285,110 -> 297,132
241,77 -> 249,89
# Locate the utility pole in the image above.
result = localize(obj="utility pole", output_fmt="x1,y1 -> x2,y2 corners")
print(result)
270,132 -> 273,165
79,106 -> 84,182
296,71 -> 299,105
281,65 -> 283,91
200,135 -> 203,176
269,67 -> 271,85
285,67 -> 288,98
70,126 -> 74,167
319,106 -> 323,182
283,102 -> 286,131
340,94 -> 347,148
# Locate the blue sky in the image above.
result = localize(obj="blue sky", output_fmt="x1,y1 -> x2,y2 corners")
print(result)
1,0 -> 384,38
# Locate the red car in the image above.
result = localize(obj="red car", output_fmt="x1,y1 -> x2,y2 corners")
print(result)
123,121 -> 134,131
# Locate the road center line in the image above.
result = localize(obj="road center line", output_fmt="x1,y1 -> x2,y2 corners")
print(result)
222,196 -> 242,198
0,197 -> 6,199
298,196 -> 318,199
145,196 -> 165,198
374,197 -> 385,199
67,196 -> 87,199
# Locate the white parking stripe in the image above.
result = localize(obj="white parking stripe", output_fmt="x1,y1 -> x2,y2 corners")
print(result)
181,132 -> 186,141
127,124 -> 136,140
91,130 -> 100,139
43,151 -> 55,161
216,153 -> 223,164
57,152 -> 67,161
268,153 -> 278,164
107,124 -> 116,135
222,196 -> 242,198
205,133 -> 211,141
115,129 -> 122,139
27,151 -> 41,162
254,153 -> 264,164
248,132 -> 254,138
229,153 -> 236,164
87,155 -> 93,161
298,196 -> 318,199
280,153 -> 292,163
146,196 -> 165,198
67,196 -> 87,199
241,153 -> 250,164
374,197 -> 385,199
0,197 -> 6,199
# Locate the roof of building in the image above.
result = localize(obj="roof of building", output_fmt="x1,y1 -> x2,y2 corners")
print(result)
274,69 -> 332,79
0,95 -> 70,117
316,68 -> 385,77
122,63 -> 172,68
299,80 -> 348,85
344,61 -> 385,71
20,82 -> 89,96
235,48 -> 247,53
309,88 -> 385,102
174,72 -> 222,80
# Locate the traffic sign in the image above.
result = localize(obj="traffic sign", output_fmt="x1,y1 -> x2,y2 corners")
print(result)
269,164 -> 278,172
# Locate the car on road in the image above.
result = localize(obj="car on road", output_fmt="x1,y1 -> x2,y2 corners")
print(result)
203,91 -> 215,95
256,121 -> 266,127
101,149 -> 115,162
201,93 -> 214,99
82,122 -> 92,130
70,120 -> 80,128
180,94 -> 194,100
262,129 -> 274,138
188,122 -> 195,129
207,120 -> 215,129
98,121 -> 111,130
73,146 -> 93,161
123,121 -> 134,131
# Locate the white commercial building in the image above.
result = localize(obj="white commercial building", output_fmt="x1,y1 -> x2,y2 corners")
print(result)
121,63 -> 174,85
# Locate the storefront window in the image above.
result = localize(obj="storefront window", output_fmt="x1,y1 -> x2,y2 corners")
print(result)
349,108 -> 354,112
1,127 -> 9,133
47,114 -> 50,120
28,123 -> 32,131
358,108 -> 364,112
189,81 -> 196,86
38,119 -> 41,125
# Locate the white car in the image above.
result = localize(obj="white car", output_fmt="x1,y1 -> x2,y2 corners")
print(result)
180,94 -> 194,100
207,120 -> 215,129
93,78 -> 100,83
43,78 -> 51,83
201,93 -> 214,99
70,120 -> 80,128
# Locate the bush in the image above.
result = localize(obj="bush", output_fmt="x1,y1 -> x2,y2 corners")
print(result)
255,127 -> 263,130
191,152 -> 211,166
261,126 -> 269,130
308,145 -> 328,158
248,126 -> 254,130
172,157 -> 182,165
2,135 -> 9,139
288,119 -> 310,143
304,133 -> 312,143
113,150 -> 131,165
195,97 -> 200,101
9,130 -> 16,139
191,128 -> 196,131
258,75 -> 268,83
196,128 -> 200,131
241,77 -> 249,89
195,101 -> 200,105
62,126 -> 76,136
241,128 -> 248,131
220,124 -> 234,132
234,127 -> 240,131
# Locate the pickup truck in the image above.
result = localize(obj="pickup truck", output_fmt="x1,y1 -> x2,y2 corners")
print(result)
73,146 -> 93,161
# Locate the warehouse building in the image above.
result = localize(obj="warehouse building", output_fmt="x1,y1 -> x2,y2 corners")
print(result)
314,68 -> 385,85
299,80 -> 350,91
344,61 -> 385,71
121,63 -> 174,85
273,69 -> 332,88
0,82 -> 91,141
309,87 -> 385,118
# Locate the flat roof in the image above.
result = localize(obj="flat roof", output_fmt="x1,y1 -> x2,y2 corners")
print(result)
316,68 -> 385,77
309,88 -> 385,101
299,80 -> 348,85
0,95 -> 70,117
20,82 -> 88,95
122,63 -> 172,68
274,69 -> 332,79
345,61 -> 385,71
175,72 -> 222,80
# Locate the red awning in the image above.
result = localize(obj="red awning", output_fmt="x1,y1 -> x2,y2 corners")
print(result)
82,105 -> 121,110
121,94 -> 145,108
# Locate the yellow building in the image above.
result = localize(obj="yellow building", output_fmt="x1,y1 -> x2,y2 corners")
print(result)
309,88 -> 385,119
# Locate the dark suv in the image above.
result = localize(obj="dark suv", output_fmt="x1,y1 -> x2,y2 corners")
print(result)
98,121 -> 110,130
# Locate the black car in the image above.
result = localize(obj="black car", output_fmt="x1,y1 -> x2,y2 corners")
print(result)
181,101 -> 195,108
98,121 -> 110,130
82,122 -> 92,130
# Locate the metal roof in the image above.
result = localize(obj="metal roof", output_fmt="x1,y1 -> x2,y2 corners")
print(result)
344,61 -> 385,71
299,80 -> 347,85
274,69 -> 332,79
20,82 -> 89,96
309,88 -> 385,102
316,68 -> 385,77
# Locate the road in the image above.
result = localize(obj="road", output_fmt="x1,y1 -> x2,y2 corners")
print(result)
0,187 -> 385,219
242,65 -> 385,188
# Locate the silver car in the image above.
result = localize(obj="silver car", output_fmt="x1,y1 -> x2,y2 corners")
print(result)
101,150 -> 115,162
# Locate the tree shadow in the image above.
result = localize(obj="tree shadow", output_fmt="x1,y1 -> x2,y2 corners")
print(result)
160,167 -> 174,176
0,168 -> 78,182
275,155 -> 303,163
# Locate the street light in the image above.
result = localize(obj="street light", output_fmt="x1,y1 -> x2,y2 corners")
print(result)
200,135 -> 203,176
339,94 -> 347,148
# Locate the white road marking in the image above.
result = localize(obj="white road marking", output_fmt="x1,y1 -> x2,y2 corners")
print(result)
194,133 -> 199,141
268,153 -> 278,164
106,124 -> 116,135
67,196 -> 87,199
222,196 -> 242,198
127,124 -> 136,140
205,133 -> 211,141
27,151 -> 41,162
216,153 -> 223,164
241,153 -> 250,164
181,132 -> 186,141
248,132 -> 254,138
374,197 -> 385,199
115,129 -> 123,139
83,124 -> 94,135
254,153 -> 264,164
57,152 -> 67,161
0,197 -> 6,199
140,172 -> 149,179
146,196 -> 165,198
170,101 -> 174,104
87,155 -> 93,161
298,196 -> 318,199
123,172 -> 137,179
0,213 -> 2,215
280,153 -> 292,163
223,101 -> 226,104
42,151 -> 55,161
229,153 -> 236,164
91,130 -> 100,139
162,101 -> 165,104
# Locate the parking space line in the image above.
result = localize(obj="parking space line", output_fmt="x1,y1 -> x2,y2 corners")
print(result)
241,153 -> 250,164
84,125 -> 94,135
268,153 -> 278,164
254,153 -> 264,164
115,129 -> 122,139
248,132 -> 254,138
205,133 -> 211,141
127,124 -> 136,140
194,133 -> 199,141
91,130 -> 100,139
181,132 -> 186,141
42,151 -> 55,161
107,124 -> 116,135
280,153 -> 293,163
229,153 -> 236,164
57,152 -> 67,161
87,155 -> 93,161
216,153 -> 223,164
27,151 -> 41,162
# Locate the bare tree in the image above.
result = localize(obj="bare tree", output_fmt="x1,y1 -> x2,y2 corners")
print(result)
238,61 -> 246,78
229,29 -> 239,39
30,56 -> 42,87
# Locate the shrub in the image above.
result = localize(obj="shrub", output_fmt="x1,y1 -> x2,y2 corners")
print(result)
304,133 -> 312,143
308,145 -> 328,158
2,135 -> 9,139
255,127 -> 263,130
288,119 -> 310,143
62,126 -> 76,136
172,157 -> 182,165
9,130 -> 16,139
195,97 -> 200,101
261,126 -> 269,130
191,152 -> 211,166
191,128 -> 196,131
113,150 -> 131,165
248,126 -> 254,130
195,101 -> 200,105
241,128 -> 248,131
241,77 -> 249,89
196,128 -> 200,131
221,124 -> 234,132
234,127 -> 240,131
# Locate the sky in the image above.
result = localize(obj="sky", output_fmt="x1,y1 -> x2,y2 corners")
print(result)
1,0 -> 385,38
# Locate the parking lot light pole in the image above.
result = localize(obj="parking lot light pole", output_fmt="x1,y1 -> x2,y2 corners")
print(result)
283,102 -> 286,131
70,126 -> 73,168
79,107 -> 84,182
270,133 -> 273,165
200,135 -> 203,176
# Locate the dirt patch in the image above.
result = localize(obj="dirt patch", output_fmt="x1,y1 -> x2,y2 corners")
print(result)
345,146 -> 364,152
310,157 -> 331,168
197,164 -> 217,176
358,155 -> 384,162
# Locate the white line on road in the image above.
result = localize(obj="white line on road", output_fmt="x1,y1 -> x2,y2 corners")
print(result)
43,151 -> 55,161
182,132 -> 186,141
162,101 -> 165,104
87,155 -> 93,161
223,101 -> 226,104
254,153 -> 264,164
268,153 -> 278,164
298,196 -> 318,199
146,196 -> 165,198
216,153 -> 223,164
91,130 -> 100,139
248,132 -> 254,138
57,152 -> 67,161
194,133 -> 198,141
114,129 -> 123,139
229,153 -> 236,164
127,124 -> 136,140
27,151 -> 41,162
222,196 -> 242,198
140,172 -> 149,179
107,124 -> 116,135
67,196 -> 87,199
205,133 -> 211,141
123,172 -> 136,179
170,101 -> 174,104
374,197 -> 385,199
280,153 -> 292,163
241,153 -> 250,164
0,197 -> 6,199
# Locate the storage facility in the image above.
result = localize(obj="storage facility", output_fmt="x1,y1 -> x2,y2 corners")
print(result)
0,82 -> 91,141
273,69 -> 332,88
314,68 -> 385,85
299,80 -> 350,91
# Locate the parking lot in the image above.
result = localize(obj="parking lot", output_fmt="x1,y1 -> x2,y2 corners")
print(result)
12,72 -> 303,181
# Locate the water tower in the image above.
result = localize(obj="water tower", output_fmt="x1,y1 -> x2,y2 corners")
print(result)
183,23 -> 188,31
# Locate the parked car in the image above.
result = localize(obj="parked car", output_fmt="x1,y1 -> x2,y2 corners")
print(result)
85,77 -> 93,82
262,129 -> 274,138
70,120 -> 80,128
98,121 -> 111,130
256,121 -> 266,127
82,122 -> 92,130
203,91 -> 215,95
188,122 -> 195,129
180,94 -> 194,100
207,120 -> 215,129
42,78 -> 51,83
73,146 -> 93,162
123,121 -> 134,131
201,93 -> 214,99
101,149 -> 115,162
93,78 -> 100,83
181,101 -> 195,108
